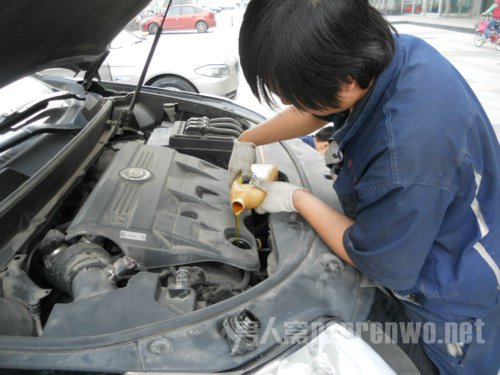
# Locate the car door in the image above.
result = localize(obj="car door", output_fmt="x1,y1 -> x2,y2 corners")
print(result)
177,6 -> 197,30
165,6 -> 181,30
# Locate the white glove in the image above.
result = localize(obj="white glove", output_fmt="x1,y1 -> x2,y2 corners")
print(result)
252,178 -> 304,214
228,139 -> 256,186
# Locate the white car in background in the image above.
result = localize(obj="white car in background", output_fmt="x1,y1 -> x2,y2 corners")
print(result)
103,31 -> 239,98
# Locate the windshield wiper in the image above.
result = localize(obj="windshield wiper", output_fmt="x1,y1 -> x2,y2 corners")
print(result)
0,91 -> 85,133
0,123 -> 84,153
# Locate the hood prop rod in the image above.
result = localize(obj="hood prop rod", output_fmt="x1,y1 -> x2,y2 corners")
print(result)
120,0 -> 173,129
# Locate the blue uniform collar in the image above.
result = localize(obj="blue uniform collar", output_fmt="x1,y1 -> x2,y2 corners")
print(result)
332,35 -> 402,149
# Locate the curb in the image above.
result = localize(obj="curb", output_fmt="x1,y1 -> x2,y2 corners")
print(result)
389,20 -> 476,34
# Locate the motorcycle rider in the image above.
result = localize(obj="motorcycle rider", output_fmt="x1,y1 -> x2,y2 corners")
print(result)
482,0 -> 500,39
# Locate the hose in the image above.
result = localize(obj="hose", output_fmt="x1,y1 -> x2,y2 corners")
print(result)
232,271 -> 251,291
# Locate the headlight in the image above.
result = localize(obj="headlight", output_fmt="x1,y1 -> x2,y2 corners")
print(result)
254,323 -> 396,375
194,64 -> 230,78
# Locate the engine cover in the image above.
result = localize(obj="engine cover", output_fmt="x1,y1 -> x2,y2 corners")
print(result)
67,143 -> 259,271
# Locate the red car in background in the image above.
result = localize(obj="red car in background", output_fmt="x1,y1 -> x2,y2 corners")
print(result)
141,5 -> 216,34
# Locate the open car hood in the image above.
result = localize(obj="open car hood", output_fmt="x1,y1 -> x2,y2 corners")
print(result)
0,0 -> 150,89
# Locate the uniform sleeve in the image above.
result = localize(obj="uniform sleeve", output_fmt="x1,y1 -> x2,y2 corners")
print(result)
343,183 -> 453,290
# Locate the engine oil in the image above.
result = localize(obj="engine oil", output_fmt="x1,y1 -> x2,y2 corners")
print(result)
230,164 -> 279,242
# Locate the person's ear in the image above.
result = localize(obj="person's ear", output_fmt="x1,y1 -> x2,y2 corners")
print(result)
341,80 -> 357,93
316,141 -> 330,155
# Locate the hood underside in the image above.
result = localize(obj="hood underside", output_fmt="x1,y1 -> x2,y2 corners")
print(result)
0,0 -> 150,88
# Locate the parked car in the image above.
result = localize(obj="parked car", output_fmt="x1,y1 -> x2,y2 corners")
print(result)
107,31 -> 239,98
0,1 -> 418,374
40,30 -> 239,98
141,4 -> 216,34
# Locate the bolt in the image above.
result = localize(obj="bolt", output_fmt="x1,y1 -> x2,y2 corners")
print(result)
148,339 -> 172,355
319,254 -> 344,273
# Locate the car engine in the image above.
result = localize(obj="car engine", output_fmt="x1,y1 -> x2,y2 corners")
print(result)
0,111 -> 274,338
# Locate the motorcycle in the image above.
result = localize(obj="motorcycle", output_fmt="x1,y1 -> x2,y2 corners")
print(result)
474,16 -> 500,51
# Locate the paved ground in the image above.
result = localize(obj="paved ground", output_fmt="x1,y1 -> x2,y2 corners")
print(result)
393,23 -> 500,140
386,14 -> 479,33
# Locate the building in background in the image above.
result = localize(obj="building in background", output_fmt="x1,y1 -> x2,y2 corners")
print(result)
369,0 -> 489,17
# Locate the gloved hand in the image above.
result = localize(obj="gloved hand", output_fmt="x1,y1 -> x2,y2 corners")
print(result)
252,178 -> 305,214
228,139 -> 256,187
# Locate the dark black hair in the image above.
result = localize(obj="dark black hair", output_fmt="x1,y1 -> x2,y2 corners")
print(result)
314,126 -> 335,142
239,0 -> 396,110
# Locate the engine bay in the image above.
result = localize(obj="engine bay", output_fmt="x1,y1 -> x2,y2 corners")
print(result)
0,92 -> 276,338
0,80 -> 380,374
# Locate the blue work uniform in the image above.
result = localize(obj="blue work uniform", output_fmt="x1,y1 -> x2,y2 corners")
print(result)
299,135 -> 316,149
322,34 -> 500,374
